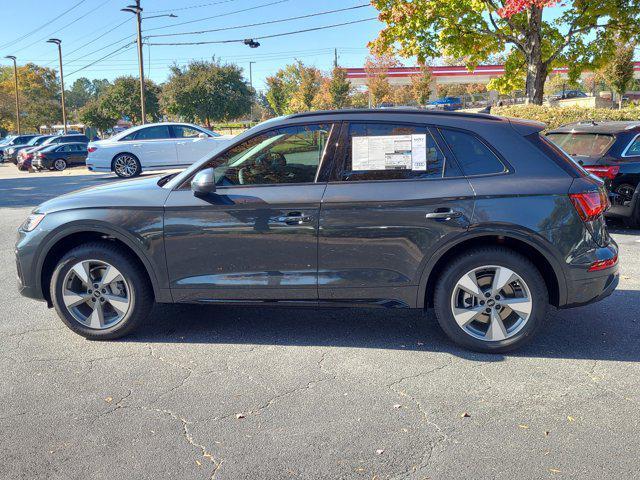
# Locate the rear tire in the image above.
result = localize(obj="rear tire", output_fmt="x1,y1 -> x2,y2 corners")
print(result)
622,197 -> 640,229
53,158 -> 67,171
113,153 -> 141,178
50,242 -> 153,340
433,247 -> 548,353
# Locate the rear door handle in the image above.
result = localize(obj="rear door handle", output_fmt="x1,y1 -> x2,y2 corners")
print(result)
425,209 -> 463,221
278,212 -> 313,225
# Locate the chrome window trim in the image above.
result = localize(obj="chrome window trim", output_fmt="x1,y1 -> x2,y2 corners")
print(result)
621,133 -> 640,158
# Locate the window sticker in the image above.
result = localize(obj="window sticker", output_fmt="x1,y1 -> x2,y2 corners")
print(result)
352,134 -> 428,171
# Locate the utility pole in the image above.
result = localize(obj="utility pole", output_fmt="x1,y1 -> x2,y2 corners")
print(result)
47,39 -> 67,133
122,3 -> 177,125
4,56 -> 20,134
249,61 -> 255,122
334,48 -> 338,68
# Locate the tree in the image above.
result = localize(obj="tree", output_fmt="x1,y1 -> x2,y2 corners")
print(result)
99,76 -> 161,124
364,54 -> 399,106
0,63 -> 60,132
328,67 -> 352,108
370,0 -> 640,104
288,64 -> 322,112
66,77 -> 94,120
161,59 -> 252,126
606,41 -> 635,109
410,64 -> 433,105
78,98 -> 117,133
265,75 -> 289,116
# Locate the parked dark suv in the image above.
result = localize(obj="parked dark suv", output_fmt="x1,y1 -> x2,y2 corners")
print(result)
15,110 -> 618,352
547,121 -> 640,227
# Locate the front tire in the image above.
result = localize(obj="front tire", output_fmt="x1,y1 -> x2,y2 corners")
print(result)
113,153 -> 141,178
50,242 -> 153,340
433,247 -> 548,353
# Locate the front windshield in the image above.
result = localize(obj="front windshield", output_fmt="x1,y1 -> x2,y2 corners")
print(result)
0,136 -> 15,145
27,136 -> 43,146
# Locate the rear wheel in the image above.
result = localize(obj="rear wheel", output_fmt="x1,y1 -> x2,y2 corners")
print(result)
113,153 -> 141,178
53,158 -> 67,171
50,242 -> 153,340
433,247 -> 548,353
622,195 -> 640,229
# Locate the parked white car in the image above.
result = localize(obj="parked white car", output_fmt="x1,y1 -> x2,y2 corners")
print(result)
86,122 -> 234,178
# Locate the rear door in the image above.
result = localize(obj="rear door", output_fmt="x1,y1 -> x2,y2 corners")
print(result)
124,125 -> 178,168
172,124 -> 223,166
318,121 -> 475,307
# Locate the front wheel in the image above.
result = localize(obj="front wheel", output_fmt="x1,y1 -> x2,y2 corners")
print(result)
113,153 -> 141,178
50,242 -> 153,340
433,247 -> 548,353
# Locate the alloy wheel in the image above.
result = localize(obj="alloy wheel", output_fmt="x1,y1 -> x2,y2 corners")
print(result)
450,265 -> 533,342
61,259 -> 131,329
114,155 -> 138,177
54,159 -> 66,171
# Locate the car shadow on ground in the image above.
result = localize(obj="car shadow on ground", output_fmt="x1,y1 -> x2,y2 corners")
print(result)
0,173 -> 161,208
120,288 -> 640,363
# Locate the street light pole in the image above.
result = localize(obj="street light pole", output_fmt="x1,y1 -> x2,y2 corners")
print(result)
249,61 -> 255,121
4,56 -> 20,134
47,39 -> 67,134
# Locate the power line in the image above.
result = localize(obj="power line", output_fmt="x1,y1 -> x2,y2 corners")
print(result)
145,0 -> 291,32
146,0 -> 241,14
65,34 -> 135,64
12,0 -> 113,55
66,42 -> 136,77
147,4 -> 371,38
0,0 -> 87,50
65,18 -> 131,59
147,17 -> 377,46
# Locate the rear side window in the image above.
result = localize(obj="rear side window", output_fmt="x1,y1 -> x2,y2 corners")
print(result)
341,123 -> 447,181
123,126 -> 172,141
439,128 -> 506,176
526,133 -> 588,178
623,134 -> 640,157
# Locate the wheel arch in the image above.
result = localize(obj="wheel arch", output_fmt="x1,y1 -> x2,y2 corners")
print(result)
111,152 -> 141,173
418,232 -> 566,309
37,225 -> 166,307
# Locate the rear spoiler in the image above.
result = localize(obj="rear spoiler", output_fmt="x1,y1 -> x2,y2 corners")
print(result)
505,117 -> 546,136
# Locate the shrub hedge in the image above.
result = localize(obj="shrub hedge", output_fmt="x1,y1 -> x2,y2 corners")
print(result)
491,104 -> 640,130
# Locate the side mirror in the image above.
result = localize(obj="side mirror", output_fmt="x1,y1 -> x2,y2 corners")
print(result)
197,132 -> 208,139
191,168 -> 216,197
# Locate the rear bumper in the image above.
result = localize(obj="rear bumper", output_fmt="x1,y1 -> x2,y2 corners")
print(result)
561,243 -> 619,308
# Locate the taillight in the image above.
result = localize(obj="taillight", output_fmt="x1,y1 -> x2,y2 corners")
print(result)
87,146 -> 97,153
588,255 -> 618,272
569,190 -> 609,222
583,165 -> 620,180
37,152 -> 45,158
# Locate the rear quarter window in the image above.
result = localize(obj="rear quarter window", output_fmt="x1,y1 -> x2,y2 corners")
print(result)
439,128 -> 506,176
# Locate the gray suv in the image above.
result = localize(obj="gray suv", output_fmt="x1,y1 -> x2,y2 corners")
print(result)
15,110 -> 619,352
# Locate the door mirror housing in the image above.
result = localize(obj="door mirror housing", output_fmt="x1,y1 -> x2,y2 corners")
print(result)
191,168 -> 216,197
197,132 -> 208,139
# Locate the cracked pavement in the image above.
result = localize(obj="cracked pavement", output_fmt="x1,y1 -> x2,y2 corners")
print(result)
1,166 -> 639,479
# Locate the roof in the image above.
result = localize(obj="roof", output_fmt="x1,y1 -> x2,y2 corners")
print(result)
548,120 -> 640,134
287,108 -> 503,122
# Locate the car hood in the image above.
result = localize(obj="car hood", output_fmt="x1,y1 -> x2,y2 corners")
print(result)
36,175 -> 172,214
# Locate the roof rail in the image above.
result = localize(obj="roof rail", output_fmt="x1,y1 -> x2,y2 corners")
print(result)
287,108 -> 502,121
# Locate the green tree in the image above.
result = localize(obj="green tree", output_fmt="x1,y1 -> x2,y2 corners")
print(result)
288,64 -> 322,112
161,59 -> 252,126
410,64 -> 433,105
606,41 -> 635,109
364,54 -> 399,106
66,77 -> 93,118
265,75 -> 289,116
328,67 -> 352,108
78,98 -> 117,133
370,0 -> 640,104
99,76 -> 160,124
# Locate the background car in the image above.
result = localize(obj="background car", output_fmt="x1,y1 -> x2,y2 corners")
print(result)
427,96 -> 463,111
3,135 -> 54,164
86,122 -> 234,178
0,134 -> 38,161
31,143 -> 88,171
546,120 -> 640,227
549,90 -> 587,101
15,133 -> 89,169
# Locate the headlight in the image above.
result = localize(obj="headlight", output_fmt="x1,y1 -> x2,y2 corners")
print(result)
20,213 -> 46,232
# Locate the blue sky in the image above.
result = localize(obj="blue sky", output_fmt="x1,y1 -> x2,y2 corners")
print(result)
0,0 -> 384,91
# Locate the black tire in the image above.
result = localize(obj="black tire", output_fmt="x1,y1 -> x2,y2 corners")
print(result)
50,242 -> 153,340
622,197 -> 640,229
433,247 -> 548,353
53,158 -> 67,171
112,153 -> 141,178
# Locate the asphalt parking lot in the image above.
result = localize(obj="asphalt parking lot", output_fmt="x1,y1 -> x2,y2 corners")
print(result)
1,162 -> 639,480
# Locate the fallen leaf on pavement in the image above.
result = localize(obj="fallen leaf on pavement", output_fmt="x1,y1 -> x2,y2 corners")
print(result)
461,412 -> 471,418
195,460 -> 202,466
567,416 -> 575,422
549,468 -> 561,474
104,396 -> 113,403
393,404 -> 402,409
236,413 -> 245,419
376,449 -> 384,455
518,424 -> 529,429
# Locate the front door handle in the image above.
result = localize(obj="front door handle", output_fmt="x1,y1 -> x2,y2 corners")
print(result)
425,209 -> 463,221
278,212 -> 313,225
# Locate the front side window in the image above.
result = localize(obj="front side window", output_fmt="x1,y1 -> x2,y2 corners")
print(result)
545,132 -> 615,157
203,123 -> 331,186
174,125 -> 206,138
440,128 -> 506,176
341,123 -> 446,181
132,126 -> 171,141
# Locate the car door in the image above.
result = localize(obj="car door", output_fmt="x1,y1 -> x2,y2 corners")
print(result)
75,143 -> 88,166
172,124 -> 222,166
125,125 -> 178,168
164,122 -> 337,302
317,121 -> 475,307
